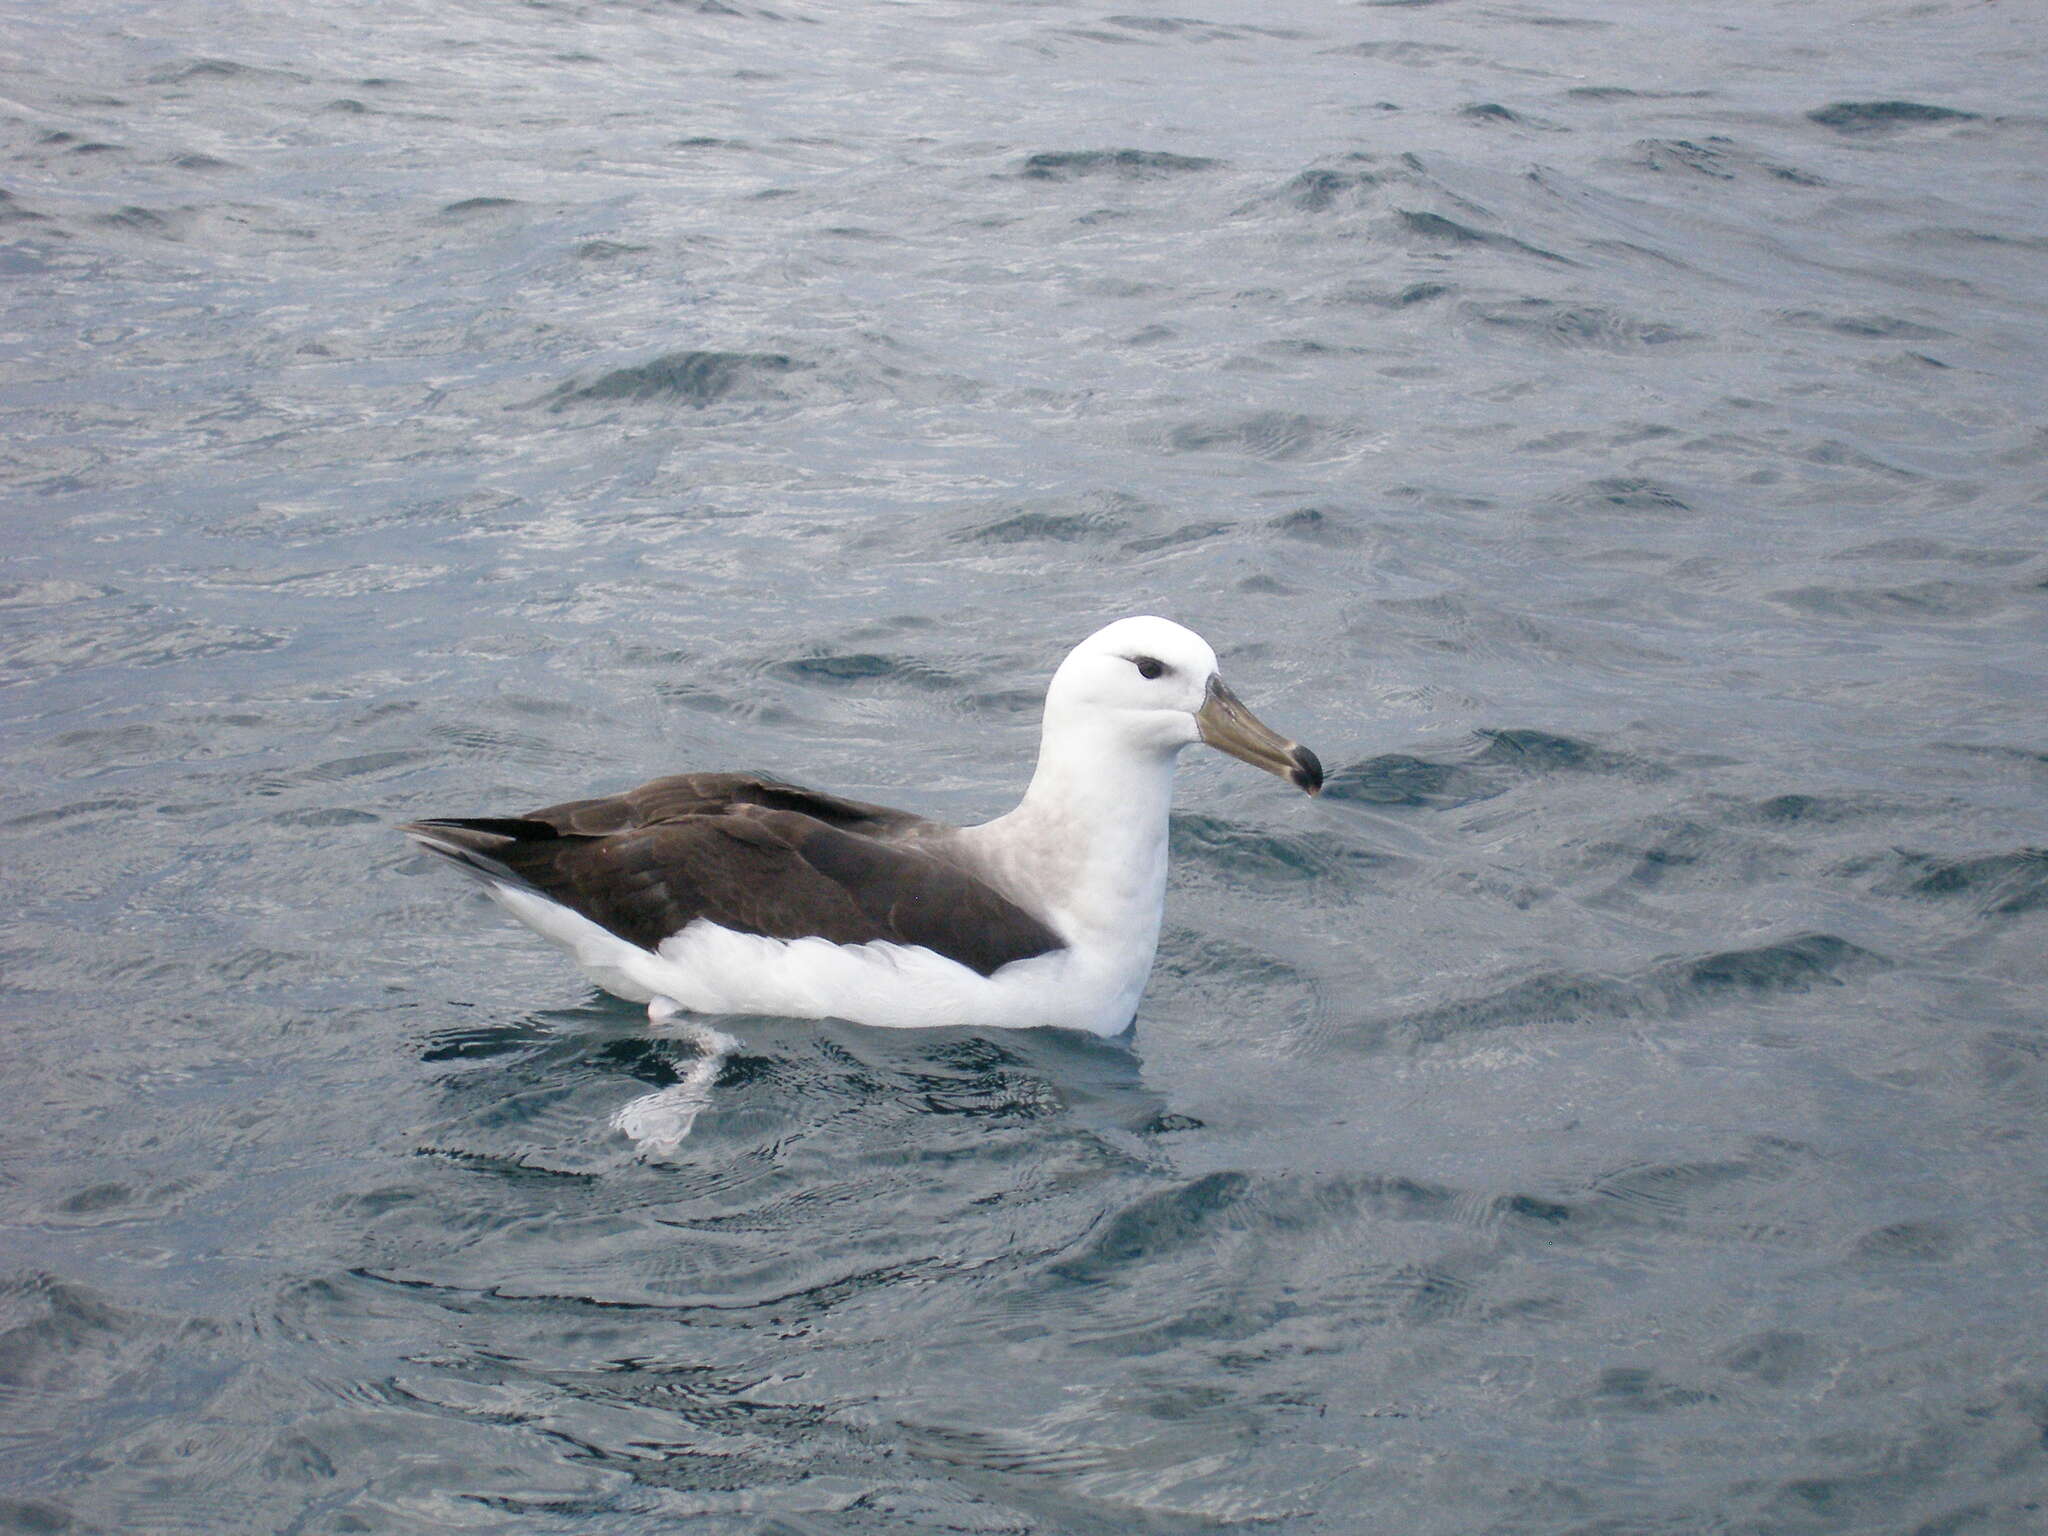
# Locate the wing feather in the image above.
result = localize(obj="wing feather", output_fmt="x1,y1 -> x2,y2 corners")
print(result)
402,777 -> 1062,977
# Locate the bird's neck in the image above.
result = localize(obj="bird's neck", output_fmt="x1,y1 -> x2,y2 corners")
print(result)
971,718 -> 1182,945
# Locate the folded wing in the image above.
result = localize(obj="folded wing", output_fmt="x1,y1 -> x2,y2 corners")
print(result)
401,773 -> 1063,978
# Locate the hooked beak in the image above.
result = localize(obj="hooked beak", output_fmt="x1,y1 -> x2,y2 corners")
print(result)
1196,676 -> 1323,795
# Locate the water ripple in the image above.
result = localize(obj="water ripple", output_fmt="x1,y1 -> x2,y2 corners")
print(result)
7,0 -> 2048,1529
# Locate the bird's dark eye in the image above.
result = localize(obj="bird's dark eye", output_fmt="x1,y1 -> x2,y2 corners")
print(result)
1133,656 -> 1166,680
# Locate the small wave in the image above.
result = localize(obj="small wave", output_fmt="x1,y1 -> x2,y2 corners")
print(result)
1268,506 -> 1364,544
1720,1329 -> 1822,1386
1562,1366 -> 1716,1416
549,350 -> 806,408
1327,279 -> 1453,307
2,795 -> 144,833
953,508 -> 1127,544
1778,309 -> 1946,340
1015,149 -> 1221,181
1324,730 -> 1659,812
1569,86 -> 1713,102
771,651 -> 959,691
1395,209 -> 1572,264
1849,1219 -> 1961,1262
1831,537 -> 2032,566
1470,298 -> 1699,351
1807,100 -> 1981,134
1880,849 -> 2048,915
1383,969 -> 1643,1044
1331,39 -> 1471,65
0,189 -> 52,225
1476,727 -> 1654,776
1460,103 -> 1559,130
41,132 -> 125,157
437,195 -> 522,219
1580,1137 -> 1821,1230
92,205 -> 190,238
1255,163 -> 1386,213
1169,812 -> 1387,887
1368,934 -> 1884,1045
1907,225 -> 2048,253
1551,476 -> 1694,513
0,1272 -> 153,1425
1322,752 -> 1491,809
1162,410 -> 1346,461
0,614 -> 288,686
1676,933 -> 1885,994
1045,1171 -> 1244,1287
1751,792 -> 1885,825
1631,136 -> 1824,185
1122,519 -> 1234,555
1770,580 -> 2005,621
1102,15 -> 1302,42
144,57 -> 310,86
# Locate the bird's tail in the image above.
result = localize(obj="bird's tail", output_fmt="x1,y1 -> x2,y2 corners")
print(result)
397,818 -> 552,893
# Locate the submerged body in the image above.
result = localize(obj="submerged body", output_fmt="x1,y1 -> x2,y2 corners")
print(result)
402,616 -> 1321,1036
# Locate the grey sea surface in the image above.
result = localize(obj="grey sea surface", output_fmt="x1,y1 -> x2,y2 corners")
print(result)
5,0 -> 2048,1530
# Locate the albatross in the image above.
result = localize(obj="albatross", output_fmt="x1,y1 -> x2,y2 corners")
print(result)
401,616 -> 1322,1038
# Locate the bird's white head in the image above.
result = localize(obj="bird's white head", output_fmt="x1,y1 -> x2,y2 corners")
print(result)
1044,616 -> 1322,793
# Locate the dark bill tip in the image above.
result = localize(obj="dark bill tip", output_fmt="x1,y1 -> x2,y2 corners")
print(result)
1289,744 -> 1324,796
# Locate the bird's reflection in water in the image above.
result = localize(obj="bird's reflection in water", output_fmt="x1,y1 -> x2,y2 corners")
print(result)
420,996 -> 1181,1163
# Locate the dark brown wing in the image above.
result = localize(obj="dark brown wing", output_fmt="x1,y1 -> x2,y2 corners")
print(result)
524,773 -> 933,840
401,776 -> 1062,978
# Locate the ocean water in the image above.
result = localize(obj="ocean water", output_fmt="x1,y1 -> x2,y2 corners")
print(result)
4,0 -> 2047,1530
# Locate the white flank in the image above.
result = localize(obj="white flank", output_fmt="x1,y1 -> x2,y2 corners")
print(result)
485,881 -> 1147,1038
